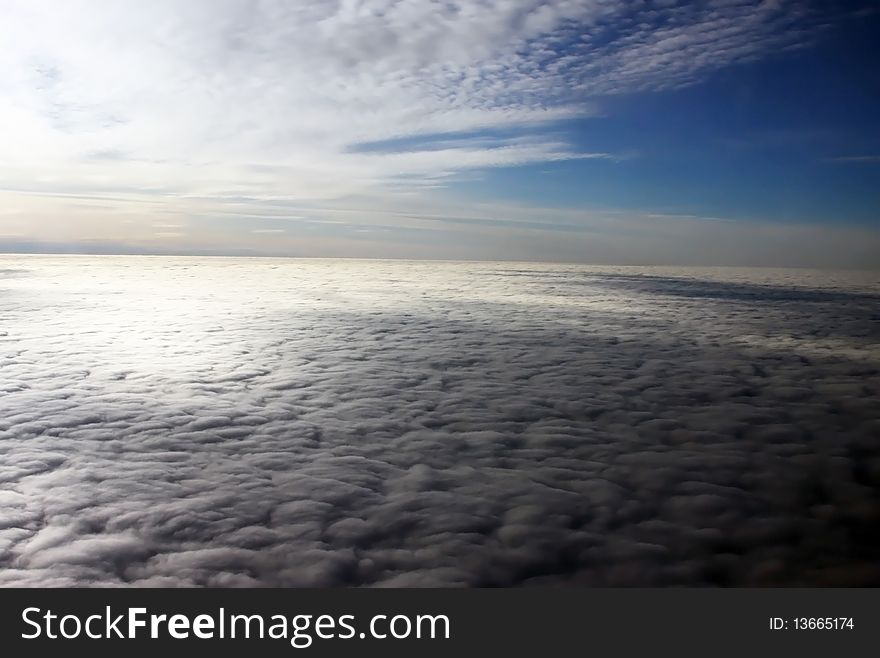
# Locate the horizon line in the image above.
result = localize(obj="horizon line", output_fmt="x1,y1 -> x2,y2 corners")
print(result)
1,250 -> 878,272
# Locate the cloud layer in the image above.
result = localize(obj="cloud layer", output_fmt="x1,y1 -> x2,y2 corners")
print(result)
1,256 -> 878,586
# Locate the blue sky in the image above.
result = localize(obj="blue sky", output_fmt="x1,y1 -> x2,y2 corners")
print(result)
0,0 -> 878,266
470,8 -> 880,225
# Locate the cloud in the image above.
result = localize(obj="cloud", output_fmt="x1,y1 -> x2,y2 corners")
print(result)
2,2 -> 869,264
0,257 -> 878,586
0,0 -> 830,205
825,155 -> 880,164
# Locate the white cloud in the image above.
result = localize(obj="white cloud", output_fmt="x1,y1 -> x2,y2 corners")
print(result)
2,1 -> 863,265
0,0 -> 603,201
0,0 -> 825,205
0,257 -> 878,585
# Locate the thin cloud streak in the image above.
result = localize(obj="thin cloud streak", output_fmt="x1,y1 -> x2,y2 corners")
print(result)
824,155 -> 880,164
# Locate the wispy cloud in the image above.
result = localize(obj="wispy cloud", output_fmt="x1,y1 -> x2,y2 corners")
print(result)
0,0 -> 828,204
824,155 -> 880,164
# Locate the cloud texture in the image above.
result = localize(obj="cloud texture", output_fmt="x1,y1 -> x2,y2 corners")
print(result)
2,1 -> 872,263
1,256 -> 878,586
0,0 -> 831,201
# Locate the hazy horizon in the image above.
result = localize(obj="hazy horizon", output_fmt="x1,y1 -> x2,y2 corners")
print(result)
3,249 -> 880,272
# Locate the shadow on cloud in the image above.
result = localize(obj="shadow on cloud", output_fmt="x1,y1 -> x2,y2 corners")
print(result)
0,258 -> 878,586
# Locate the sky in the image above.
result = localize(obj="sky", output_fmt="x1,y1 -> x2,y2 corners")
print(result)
0,0 -> 878,267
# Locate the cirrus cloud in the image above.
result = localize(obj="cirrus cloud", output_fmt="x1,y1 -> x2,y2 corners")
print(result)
0,0 -> 831,201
